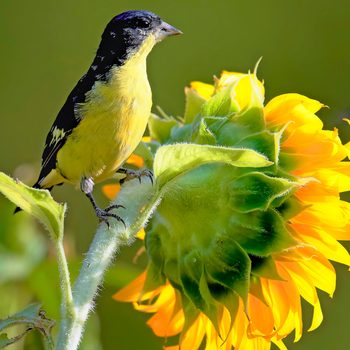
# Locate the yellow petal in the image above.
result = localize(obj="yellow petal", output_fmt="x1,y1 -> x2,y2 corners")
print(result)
248,293 -> 274,337
189,81 -> 215,100
308,165 -> 350,193
293,223 -> 350,266
135,229 -> 145,240
147,288 -> 184,337
102,183 -> 120,200
179,316 -> 205,350
264,93 -> 324,132
279,262 -> 323,331
308,298 -> 323,332
272,338 -> 288,350
126,154 -> 144,168
217,72 -> 265,109
113,271 -> 146,302
297,251 -> 336,297
292,200 -> 350,237
142,136 -> 151,142
135,283 -> 174,313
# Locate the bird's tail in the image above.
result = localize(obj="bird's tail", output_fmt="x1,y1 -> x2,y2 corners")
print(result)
13,181 -> 51,214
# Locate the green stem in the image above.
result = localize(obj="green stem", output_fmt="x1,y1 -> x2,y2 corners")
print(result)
54,238 -> 74,343
56,181 -> 159,350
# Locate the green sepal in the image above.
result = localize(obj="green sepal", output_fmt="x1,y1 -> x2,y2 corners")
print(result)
153,143 -> 273,189
148,113 -> 178,143
229,209 -> 297,257
216,106 -> 265,146
235,131 -> 279,167
204,237 -> 251,302
228,172 -> 299,213
191,118 -> 217,145
216,290 -> 239,344
184,87 -> 208,124
277,197 -> 309,220
179,295 -> 201,341
201,85 -> 240,117
232,105 -> 265,132
0,172 -> 66,240
170,124 -> 193,142
178,250 -> 221,334
198,272 -> 222,336
145,228 -> 165,267
216,121 -> 254,146
142,261 -> 166,294
249,276 -> 268,305
204,116 -> 230,135
179,250 -> 203,309
250,255 -> 284,280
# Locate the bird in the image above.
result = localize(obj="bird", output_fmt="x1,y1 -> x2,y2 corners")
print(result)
14,10 -> 182,225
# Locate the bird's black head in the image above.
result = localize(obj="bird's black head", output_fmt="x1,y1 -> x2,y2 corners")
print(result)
97,10 -> 181,65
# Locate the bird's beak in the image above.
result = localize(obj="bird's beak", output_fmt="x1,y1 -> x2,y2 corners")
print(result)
160,21 -> 183,36
155,21 -> 182,41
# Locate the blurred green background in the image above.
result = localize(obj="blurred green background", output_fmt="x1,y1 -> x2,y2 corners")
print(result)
1,0 -> 349,349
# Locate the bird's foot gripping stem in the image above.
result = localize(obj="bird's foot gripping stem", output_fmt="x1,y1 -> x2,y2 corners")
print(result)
118,168 -> 153,185
81,177 -> 126,228
94,206 -> 126,228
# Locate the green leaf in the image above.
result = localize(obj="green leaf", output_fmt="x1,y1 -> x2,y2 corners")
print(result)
0,172 -> 66,240
153,144 -> 273,188
148,113 -> 178,143
0,332 -> 30,349
0,304 -> 55,349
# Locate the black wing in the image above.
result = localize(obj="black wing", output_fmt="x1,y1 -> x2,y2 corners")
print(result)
37,30 -> 128,185
37,71 -> 97,184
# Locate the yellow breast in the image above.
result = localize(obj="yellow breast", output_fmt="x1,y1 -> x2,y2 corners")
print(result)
56,35 -> 155,185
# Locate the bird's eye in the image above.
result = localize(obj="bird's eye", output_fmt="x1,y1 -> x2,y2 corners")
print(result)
132,18 -> 151,29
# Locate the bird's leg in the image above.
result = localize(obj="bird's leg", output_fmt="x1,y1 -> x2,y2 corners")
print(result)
117,167 -> 153,185
80,177 -> 126,228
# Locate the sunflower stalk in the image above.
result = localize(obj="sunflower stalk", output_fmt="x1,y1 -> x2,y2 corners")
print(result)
56,180 -> 159,350
53,237 -> 74,344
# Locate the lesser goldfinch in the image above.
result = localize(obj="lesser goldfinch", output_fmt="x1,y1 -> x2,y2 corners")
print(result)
15,10 -> 181,224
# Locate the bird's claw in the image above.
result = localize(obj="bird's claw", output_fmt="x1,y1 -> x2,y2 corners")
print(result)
105,204 -> 126,212
120,169 -> 154,185
95,207 -> 126,229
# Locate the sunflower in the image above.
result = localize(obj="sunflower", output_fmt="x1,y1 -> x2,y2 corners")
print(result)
110,70 -> 350,349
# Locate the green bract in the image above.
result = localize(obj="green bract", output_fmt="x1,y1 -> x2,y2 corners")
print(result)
136,75 -> 304,331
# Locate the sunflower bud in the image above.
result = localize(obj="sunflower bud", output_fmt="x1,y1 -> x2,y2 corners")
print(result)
114,70 -> 350,349
142,72 -> 308,332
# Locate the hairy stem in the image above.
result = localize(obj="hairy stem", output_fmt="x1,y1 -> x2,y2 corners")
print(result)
54,238 -> 74,344
56,181 -> 159,350
56,224 -> 124,350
